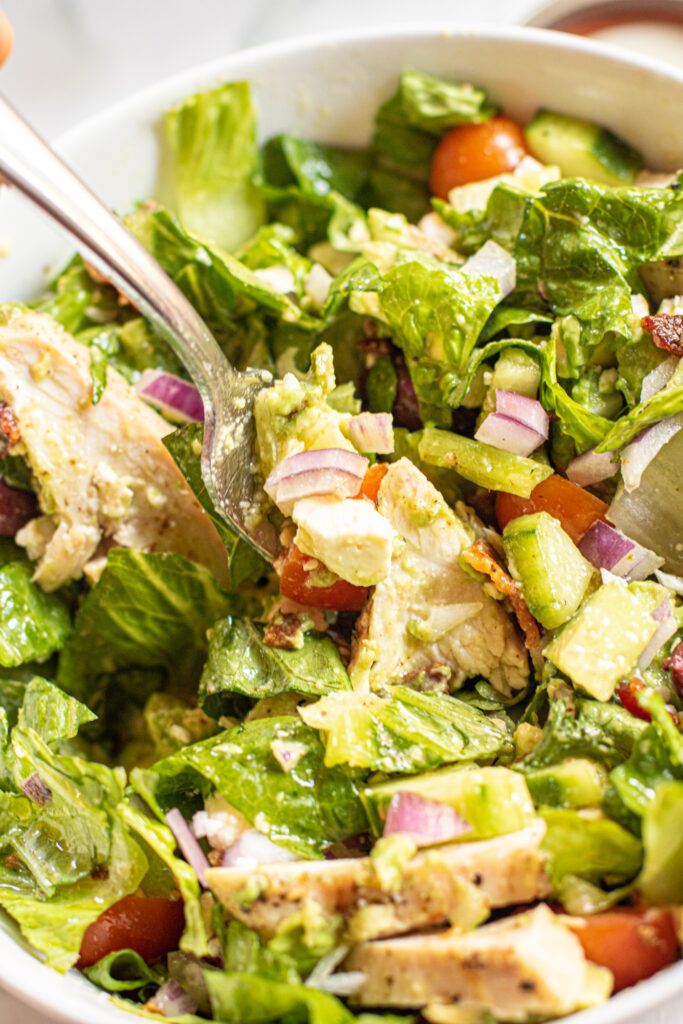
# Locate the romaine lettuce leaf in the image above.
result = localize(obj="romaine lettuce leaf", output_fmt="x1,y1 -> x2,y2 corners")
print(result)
150,717 -> 367,858
540,807 -> 643,892
610,690 -> 683,817
198,617 -> 351,719
165,81 -> 265,252
204,970 -> 355,1024
0,559 -> 71,668
164,423 -> 267,590
638,780 -> 683,904
57,550 -> 235,707
394,71 -> 496,134
18,675 -> 95,745
597,360 -> 683,451
83,948 -> 165,994
300,686 -> 511,773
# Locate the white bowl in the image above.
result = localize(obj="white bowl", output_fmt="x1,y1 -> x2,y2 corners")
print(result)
1,22 -> 683,1024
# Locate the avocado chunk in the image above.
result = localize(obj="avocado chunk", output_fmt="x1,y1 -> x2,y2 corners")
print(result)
544,581 -> 668,701
521,758 -> 608,809
503,511 -> 596,629
361,765 -> 536,840
525,109 -> 642,186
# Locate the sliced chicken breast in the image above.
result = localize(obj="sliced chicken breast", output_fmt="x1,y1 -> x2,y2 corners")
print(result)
0,308 -> 229,589
349,458 -> 529,695
345,903 -> 597,1021
205,821 -> 550,940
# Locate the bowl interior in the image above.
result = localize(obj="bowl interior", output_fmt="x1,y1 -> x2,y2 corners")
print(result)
1,22 -> 683,1024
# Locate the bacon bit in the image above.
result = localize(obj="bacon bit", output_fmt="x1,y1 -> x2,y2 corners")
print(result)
263,614 -> 304,650
462,540 -> 542,650
0,401 -> 20,447
5,853 -> 22,871
663,640 -> 683,698
641,313 -> 683,356
91,865 -> 109,881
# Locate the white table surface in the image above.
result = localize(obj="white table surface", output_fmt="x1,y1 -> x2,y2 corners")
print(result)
0,1 -> 681,1022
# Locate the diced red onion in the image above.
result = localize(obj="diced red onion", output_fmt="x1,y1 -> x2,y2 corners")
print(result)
265,448 -> 368,515
0,478 -> 37,536
149,979 -> 197,1018
135,370 -> 204,423
221,828 -> 298,869
566,447 -> 619,486
346,412 -> 394,454
19,772 -> 51,806
463,240 -> 516,298
383,792 -> 471,847
638,599 -> 677,670
621,415 -> 683,493
578,520 -> 663,579
495,390 -> 549,439
165,808 -> 210,887
474,413 -> 545,457
640,355 -> 678,402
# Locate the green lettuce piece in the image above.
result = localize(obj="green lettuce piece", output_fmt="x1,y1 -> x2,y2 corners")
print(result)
141,693 -> 220,762
222,920 -> 299,984
32,257 -> 120,335
610,690 -> 683,817
163,423 -> 267,590
151,717 -> 367,858
638,780 -> 683,904
238,223 -> 311,296
0,560 -> 71,668
83,948 -> 165,993
597,360 -> 683,451
540,807 -> 643,892
18,676 -> 96,745
57,550 -> 234,706
418,427 -> 553,496
165,81 -> 265,252
205,971 -> 356,1024
395,71 -> 496,134
300,686 -> 511,773
199,617 -> 351,718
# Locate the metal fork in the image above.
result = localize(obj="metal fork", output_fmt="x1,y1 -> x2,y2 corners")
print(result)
0,94 -> 277,560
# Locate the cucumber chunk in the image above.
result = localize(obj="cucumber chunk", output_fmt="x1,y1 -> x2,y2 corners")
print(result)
521,758 -> 608,809
418,428 -> 553,497
361,765 -> 536,840
525,109 -> 642,186
503,511 -> 596,629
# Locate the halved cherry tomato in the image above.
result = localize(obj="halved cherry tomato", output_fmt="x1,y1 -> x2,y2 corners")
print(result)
567,908 -> 678,993
355,463 -> 389,505
77,895 -> 185,968
279,544 -> 368,611
429,116 -> 528,199
617,678 -> 652,722
495,474 -> 608,544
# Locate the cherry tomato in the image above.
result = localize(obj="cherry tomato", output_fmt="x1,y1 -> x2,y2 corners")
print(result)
77,895 -> 185,968
617,678 -> 652,722
279,545 -> 368,611
495,474 -> 608,544
429,117 -> 528,199
567,908 -> 678,993
355,463 -> 388,505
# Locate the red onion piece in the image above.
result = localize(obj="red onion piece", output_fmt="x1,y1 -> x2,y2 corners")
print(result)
621,415 -> 683,493
474,413 -> 545,457
19,772 -> 51,806
383,792 -> 470,847
578,520 -> 663,579
222,828 -> 298,869
135,370 -> 204,423
566,446 -> 619,487
165,808 -> 210,887
265,448 -> 368,515
150,979 -> 197,1017
638,599 -> 677,670
0,478 -> 37,536
463,240 -> 516,298
346,412 -> 394,454
495,390 -> 549,439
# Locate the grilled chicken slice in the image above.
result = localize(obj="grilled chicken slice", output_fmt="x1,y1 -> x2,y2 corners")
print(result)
0,308 -> 229,589
205,821 -> 550,940
345,903 -> 598,1020
349,459 -> 529,695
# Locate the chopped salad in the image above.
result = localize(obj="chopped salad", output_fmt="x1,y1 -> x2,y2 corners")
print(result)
1,69 -> 683,1023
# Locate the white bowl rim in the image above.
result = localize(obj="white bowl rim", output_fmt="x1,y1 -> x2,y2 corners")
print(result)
1,19 -> 683,1024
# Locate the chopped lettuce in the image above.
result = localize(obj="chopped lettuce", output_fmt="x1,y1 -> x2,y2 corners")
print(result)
0,559 -> 71,668
610,690 -> 683,817
300,685 -> 511,773
540,807 -> 643,893
165,81 -> 265,252
638,780 -> 683,904
83,948 -> 165,994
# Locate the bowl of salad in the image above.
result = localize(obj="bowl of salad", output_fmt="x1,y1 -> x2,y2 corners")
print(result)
1,22 -> 683,1024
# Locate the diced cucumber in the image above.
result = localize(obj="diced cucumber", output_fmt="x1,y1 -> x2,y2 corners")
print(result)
361,765 -> 536,840
525,109 -> 642,186
418,428 -> 553,497
521,758 -> 608,809
491,347 -> 542,399
544,581 -> 668,701
503,511 -> 596,629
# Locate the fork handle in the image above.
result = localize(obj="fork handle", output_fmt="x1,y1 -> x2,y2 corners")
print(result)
0,93 -> 235,404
